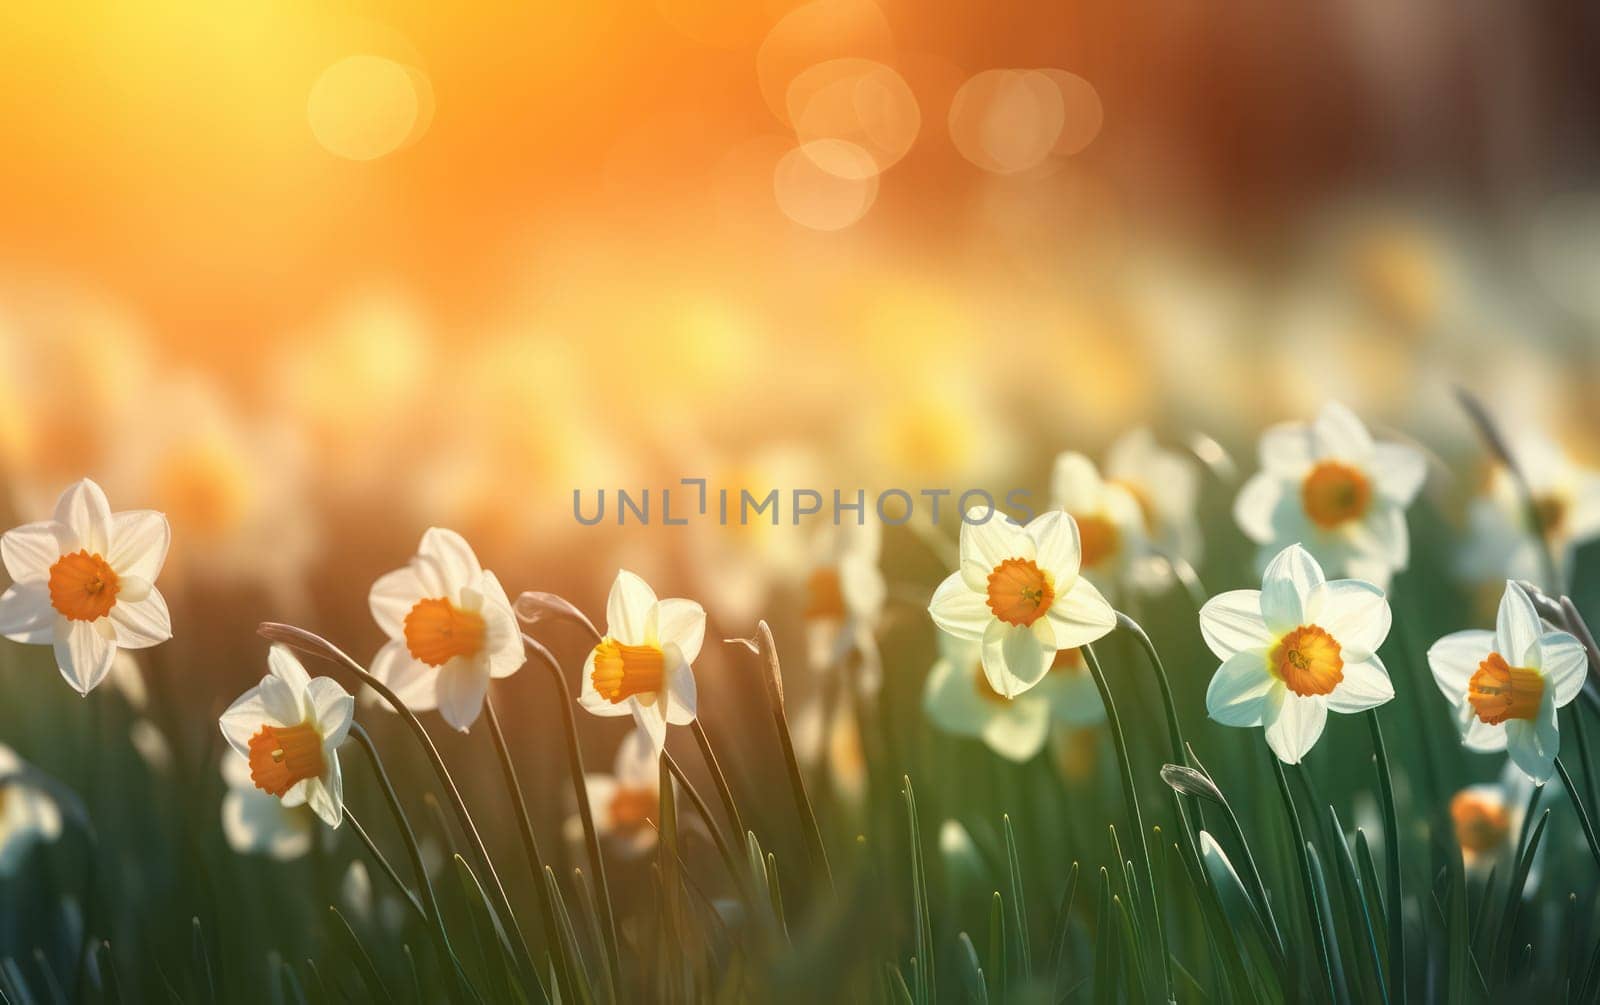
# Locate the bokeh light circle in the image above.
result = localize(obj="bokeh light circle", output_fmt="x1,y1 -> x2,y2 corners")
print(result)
1037,69 -> 1103,156
788,58 -> 920,179
773,140 -> 879,230
308,55 -> 429,161
948,69 -> 1066,175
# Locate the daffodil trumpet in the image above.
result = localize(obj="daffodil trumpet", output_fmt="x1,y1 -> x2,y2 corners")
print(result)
254,622 -> 538,991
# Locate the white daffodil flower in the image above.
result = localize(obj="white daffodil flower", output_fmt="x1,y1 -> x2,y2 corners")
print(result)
0,744 -> 62,876
579,727 -> 662,859
0,478 -> 172,695
1234,402 -> 1425,589
578,570 -> 705,755
1049,452 -> 1149,596
1034,647 -> 1106,727
1102,428 -> 1204,592
927,508 -> 1116,699
1427,581 -> 1587,784
802,518 -> 886,693
922,630 -> 1051,763
1457,434 -> 1600,589
368,528 -> 525,732
1200,544 -> 1396,764
219,646 -> 354,828
219,752 -> 313,861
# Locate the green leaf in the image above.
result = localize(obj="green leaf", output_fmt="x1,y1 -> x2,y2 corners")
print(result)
1325,809 -> 1387,1003
1047,861 -> 1080,991
956,932 -> 989,1004
327,906 -> 388,1002
1001,814 -> 1032,977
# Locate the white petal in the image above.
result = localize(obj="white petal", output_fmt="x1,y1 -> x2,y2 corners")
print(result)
107,590 -> 171,649
922,659 -> 988,735
1309,579 -> 1390,660
979,699 -> 1052,763
219,685 -> 269,757
307,677 -> 355,748
958,510 -> 1032,592
1428,630 -> 1495,705
267,645 -> 313,696
1206,649 -> 1275,726
1050,452 -> 1104,513
53,479 -> 113,555
1460,710 -> 1507,752
607,570 -> 658,646
1259,422 -> 1313,476
0,582 -> 56,644
1538,631 -> 1588,708
1198,590 -> 1271,660
1325,655 -> 1394,713
478,572 -> 525,679
1044,576 -> 1116,648
1261,544 -> 1324,631
54,617 -> 117,695
1371,443 -> 1426,504
107,511 -> 170,583
258,673 -> 303,727
417,528 -> 483,593
662,645 -> 698,726
1504,707 -> 1558,784
631,701 -> 668,755
928,572 -> 991,640
577,646 -> 634,718
1310,401 -> 1373,462
306,757 -> 344,828
981,619 -> 1051,698
369,565 -> 428,638
435,657 -> 489,731
1028,509 -> 1082,584
1,522 -> 67,583
1497,582 -> 1544,667
1354,504 -> 1409,571
1233,474 -> 1284,544
1263,692 -> 1328,764
368,639 -> 439,713
614,727 -> 660,787
656,598 -> 706,663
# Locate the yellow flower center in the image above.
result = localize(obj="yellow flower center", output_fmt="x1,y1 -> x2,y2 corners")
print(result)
985,557 -> 1055,628
1450,791 -> 1510,854
1467,652 -> 1543,725
247,723 -> 325,797
1074,514 -> 1120,568
804,567 -> 846,620
608,786 -> 658,832
1300,461 -> 1372,529
47,550 -> 120,621
403,597 -> 487,667
1269,625 -> 1344,697
591,638 -> 666,703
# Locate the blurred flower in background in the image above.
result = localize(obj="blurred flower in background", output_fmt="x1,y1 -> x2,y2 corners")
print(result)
0,743 -> 62,876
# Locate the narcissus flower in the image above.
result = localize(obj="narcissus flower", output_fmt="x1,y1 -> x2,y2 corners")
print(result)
928,508 -> 1116,699
1034,647 -> 1106,727
1427,581 -> 1586,783
1234,402 -> 1425,588
219,646 -> 354,828
1101,428 -> 1204,591
1457,434 -> 1600,590
1200,544 -> 1395,764
1450,783 -> 1514,872
802,518 -> 885,693
578,727 -> 662,858
220,752 -> 313,860
578,571 -> 704,754
922,630 -> 1051,763
0,478 -> 172,695
368,528 -> 524,732
1049,452 -> 1149,595
0,744 -> 63,876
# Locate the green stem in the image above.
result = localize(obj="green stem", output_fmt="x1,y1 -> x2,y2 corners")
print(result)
522,633 -> 623,990
484,694 -> 586,1002
692,719 -> 746,843
1271,756 -> 1337,1003
662,750 -> 754,897
1554,757 -> 1600,870
1082,643 -> 1173,1002
344,809 -> 426,922
750,621 -> 834,893
1365,710 -> 1405,1002
349,723 -> 469,1003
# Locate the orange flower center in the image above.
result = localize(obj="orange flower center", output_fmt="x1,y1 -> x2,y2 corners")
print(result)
804,567 -> 846,619
1467,652 -> 1543,725
1074,514 -> 1120,568
1301,461 -> 1372,529
591,638 -> 665,703
1269,625 -> 1344,697
403,597 -> 487,667
47,550 -> 120,621
247,723 -> 325,797
1450,791 -> 1511,854
985,557 -> 1055,627
608,786 -> 657,831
